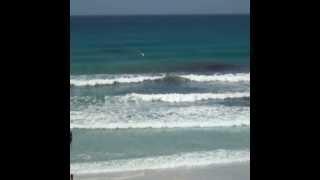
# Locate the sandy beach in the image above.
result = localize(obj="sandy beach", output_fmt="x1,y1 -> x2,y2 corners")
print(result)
73,161 -> 249,180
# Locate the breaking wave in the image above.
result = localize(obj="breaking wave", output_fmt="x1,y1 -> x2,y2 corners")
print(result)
71,105 -> 249,129
70,73 -> 250,86
117,92 -> 249,103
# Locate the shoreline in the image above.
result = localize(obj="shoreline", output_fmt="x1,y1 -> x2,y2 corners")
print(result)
73,161 -> 249,180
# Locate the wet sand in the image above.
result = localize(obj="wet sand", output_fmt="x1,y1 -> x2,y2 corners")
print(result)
73,161 -> 249,180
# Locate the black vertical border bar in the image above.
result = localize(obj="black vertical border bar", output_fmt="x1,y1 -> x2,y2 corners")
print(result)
250,0 -> 257,179
64,0 -> 70,179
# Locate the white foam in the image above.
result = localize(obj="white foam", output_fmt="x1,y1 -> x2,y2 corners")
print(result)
70,105 -> 250,129
180,73 -> 250,82
70,149 -> 250,175
119,92 -> 249,103
70,74 -> 165,86
70,73 -> 250,86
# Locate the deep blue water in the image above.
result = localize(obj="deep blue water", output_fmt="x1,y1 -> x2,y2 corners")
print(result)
71,15 -> 249,75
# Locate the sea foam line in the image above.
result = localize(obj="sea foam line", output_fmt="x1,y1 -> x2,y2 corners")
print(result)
71,149 -> 249,175
70,105 -> 250,129
71,121 -> 250,130
70,73 -> 250,86
180,73 -> 249,82
70,74 -> 164,86
118,92 -> 250,103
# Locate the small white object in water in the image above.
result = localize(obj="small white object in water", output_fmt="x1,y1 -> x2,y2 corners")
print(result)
138,49 -> 145,56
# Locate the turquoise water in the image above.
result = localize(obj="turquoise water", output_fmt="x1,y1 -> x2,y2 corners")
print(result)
71,128 -> 249,163
71,15 -> 249,75
70,15 -> 250,174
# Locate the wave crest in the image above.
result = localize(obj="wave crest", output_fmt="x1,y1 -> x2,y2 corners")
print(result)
70,73 -> 250,87
119,92 -> 249,103
70,74 -> 164,86
180,73 -> 249,82
71,105 -> 250,129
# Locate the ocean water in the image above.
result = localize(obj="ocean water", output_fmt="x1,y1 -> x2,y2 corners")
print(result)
70,15 -> 250,175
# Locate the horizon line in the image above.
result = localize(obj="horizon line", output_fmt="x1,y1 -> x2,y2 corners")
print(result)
70,13 -> 249,17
